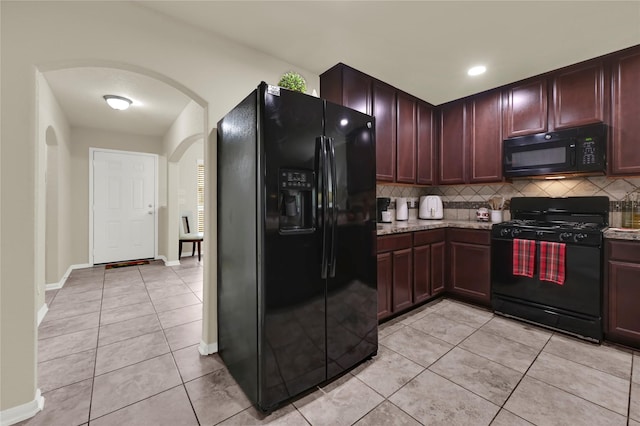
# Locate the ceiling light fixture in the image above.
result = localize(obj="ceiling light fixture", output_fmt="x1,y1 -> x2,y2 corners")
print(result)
467,65 -> 487,76
103,95 -> 132,111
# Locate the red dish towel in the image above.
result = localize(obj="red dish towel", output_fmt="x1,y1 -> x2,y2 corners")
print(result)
513,239 -> 536,278
539,241 -> 566,285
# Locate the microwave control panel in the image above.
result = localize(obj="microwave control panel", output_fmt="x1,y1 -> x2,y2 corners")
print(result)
580,137 -> 598,165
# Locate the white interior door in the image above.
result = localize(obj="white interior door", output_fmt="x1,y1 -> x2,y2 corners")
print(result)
93,150 -> 156,264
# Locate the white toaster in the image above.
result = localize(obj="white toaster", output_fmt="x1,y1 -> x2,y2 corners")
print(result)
419,195 -> 443,219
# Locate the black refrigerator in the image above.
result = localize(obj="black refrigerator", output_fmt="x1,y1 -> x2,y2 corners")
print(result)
217,82 -> 378,411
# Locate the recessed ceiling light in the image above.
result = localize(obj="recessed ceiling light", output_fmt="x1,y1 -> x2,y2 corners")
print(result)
467,65 -> 487,76
103,95 -> 132,111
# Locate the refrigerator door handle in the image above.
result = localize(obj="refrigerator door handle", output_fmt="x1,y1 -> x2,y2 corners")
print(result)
317,136 -> 329,279
328,137 -> 338,278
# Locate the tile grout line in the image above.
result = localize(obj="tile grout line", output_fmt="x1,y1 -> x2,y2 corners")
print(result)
627,353 -> 634,425
85,266 -> 106,426
148,263 -> 203,426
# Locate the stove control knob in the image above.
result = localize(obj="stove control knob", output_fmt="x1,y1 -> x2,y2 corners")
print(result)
536,231 -> 544,237
559,232 -> 572,242
575,233 -> 587,242
512,229 -> 521,237
500,228 -> 510,237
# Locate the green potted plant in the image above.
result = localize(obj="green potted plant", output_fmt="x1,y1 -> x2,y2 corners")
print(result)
278,72 -> 307,93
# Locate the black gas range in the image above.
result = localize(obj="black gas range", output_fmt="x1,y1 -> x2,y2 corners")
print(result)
491,196 -> 609,342
493,219 -> 606,246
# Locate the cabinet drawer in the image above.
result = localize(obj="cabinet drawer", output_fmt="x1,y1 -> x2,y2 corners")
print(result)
414,229 -> 445,246
377,234 -> 412,253
607,240 -> 640,263
447,228 -> 491,245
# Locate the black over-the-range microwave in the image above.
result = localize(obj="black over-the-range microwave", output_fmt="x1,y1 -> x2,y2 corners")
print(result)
503,124 -> 607,178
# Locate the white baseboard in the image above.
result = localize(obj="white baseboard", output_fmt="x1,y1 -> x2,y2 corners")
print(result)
37,304 -> 48,327
0,389 -> 44,426
45,263 -> 92,291
198,340 -> 218,355
157,255 -> 180,267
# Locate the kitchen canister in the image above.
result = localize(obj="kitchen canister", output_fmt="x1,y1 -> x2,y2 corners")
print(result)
396,197 -> 408,221
490,209 -> 503,223
622,189 -> 640,229
408,197 -> 418,220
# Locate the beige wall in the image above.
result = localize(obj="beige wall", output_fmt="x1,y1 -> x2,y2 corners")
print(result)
69,127 -> 165,264
1,0 -> 318,414
163,100 -> 205,263
178,141 -> 204,254
38,73 -> 72,290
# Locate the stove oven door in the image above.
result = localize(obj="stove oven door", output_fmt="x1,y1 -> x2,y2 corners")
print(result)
491,237 -> 602,339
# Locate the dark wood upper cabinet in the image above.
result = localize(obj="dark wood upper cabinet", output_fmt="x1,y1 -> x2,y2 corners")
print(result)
321,63 -> 436,184
320,64 -> 372,115
611,47 -> 640,175
439,101 -> 466,184
396,92 -> 417,183
467,91 -> 502,183
503,79 -> 548,137
417,101 -> 435,185
343,67 -> 372,115
373,82 -> 397,182
552,62 -> 605,130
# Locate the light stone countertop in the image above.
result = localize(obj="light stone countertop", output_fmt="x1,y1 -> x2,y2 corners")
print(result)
376,219 -> 494,236
377,220 -> 640,242
603,228 -> 640,241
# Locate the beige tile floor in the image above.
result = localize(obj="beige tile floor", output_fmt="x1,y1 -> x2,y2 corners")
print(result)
20,258 -> 640,425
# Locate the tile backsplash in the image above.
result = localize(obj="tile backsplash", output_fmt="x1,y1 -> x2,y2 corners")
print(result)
377,176 -> 640,227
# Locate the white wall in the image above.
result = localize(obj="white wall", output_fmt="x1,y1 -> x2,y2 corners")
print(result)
1,0 -> 318,414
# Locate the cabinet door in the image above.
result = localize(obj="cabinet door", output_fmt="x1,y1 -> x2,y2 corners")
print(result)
377,252 -> 393,320
607,261 -> 640,346
396,92 -> 417,183
431,241 -> 446,295
392,248 -> 413,312
504,79 -> 548,137
373,82 -> 397,181
467,91 -> 503,183
449,242 -> 491,305
413,244 -> 431,303
611,48 -> 640,175
439,101 -> 466,184
552,62 -> 605,130
417,101 -> 435,185
343,66 -> 372,115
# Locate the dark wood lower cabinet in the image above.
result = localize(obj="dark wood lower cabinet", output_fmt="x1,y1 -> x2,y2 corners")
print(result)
431,241 -> 446,294
377,230 -> 446,321
447,229 -> 491,306
606,240 -> 640,348
393,248 -> 413,311
376,233 -> 412,320
413,230 -> 446,304
413,244 -> 431,303
377,252 -> 393,320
